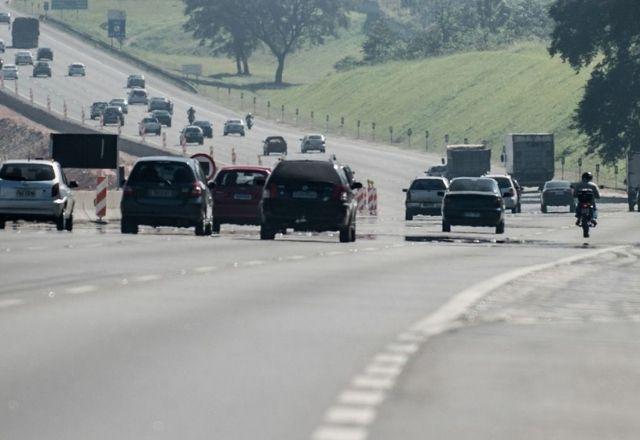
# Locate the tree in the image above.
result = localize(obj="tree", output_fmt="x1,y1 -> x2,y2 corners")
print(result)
476,0 -> 510,47
242,0 -> 349,84
183,0 -> 257,75
362,18 -> 401,63
549,0 -> 640,162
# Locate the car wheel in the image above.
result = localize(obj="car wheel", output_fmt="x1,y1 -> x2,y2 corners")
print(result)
55,212 -> 65,231
65,214 -> 73,232
516,203 -> 522,213
212,221 -> 221,234
511,207 -> 517,214
339,225 -> 351,243
541,204 -> 547,213
195,216 -> 208,236
405,212 -> 413,221
442,221 -> 451,232
260,224 -> 276,240
349,222 -> 356,242
224,132 -> 228,136
570,203 -> 576,213
121,217 -> 138,234
199,140 -> 204,145
496,220 -> 505,234
204,219 -> 213,236
0,216 -> 5,229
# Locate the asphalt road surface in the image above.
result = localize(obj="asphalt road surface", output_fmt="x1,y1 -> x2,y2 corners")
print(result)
2,7 -> 640,440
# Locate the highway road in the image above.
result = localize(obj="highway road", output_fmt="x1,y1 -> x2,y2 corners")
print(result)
2,7 -> 640,440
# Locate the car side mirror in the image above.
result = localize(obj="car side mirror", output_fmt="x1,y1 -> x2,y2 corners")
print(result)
351,182 -> 363,190
441,158 -> 445,165
207,181 -> 216,191
69,180 -> 79,188
402,188 -> 408,192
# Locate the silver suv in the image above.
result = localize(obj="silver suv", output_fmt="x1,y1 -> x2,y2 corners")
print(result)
486,174 -> 521,213
403,176 -> 449,220
0,160 -> 77,230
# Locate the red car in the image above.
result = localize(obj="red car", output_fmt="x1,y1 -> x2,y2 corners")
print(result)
211,166 -> 271,233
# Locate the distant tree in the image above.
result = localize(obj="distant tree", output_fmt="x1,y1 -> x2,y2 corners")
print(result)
549,0 -> 640,162
242,0 -> 350,84
362,18 -> 401,63
476,0 -> 510,47
183,0 -> 257,75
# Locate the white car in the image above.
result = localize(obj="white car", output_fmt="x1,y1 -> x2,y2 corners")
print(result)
403,176 -> 449,220
486,174 -> 521,213
68,62 -> 86,76
1,64 -> 18,80
128,87 -> 148,105
14,51 -> 33,65
0,160 -> 78,231
138,117 -> 162,136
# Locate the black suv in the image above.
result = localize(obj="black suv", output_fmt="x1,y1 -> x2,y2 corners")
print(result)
90,101 -> 108,119
260,160 -> 362,242
36,47 -> 53,61
121,157 -> 214,236
263,136 -> 287,156
126,74 -> 145,88
102,106 -> 124,126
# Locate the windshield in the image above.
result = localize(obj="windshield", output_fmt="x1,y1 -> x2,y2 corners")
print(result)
309,135 -> 323,140
128,162 -> 194,185
489,177 -> 512,189
449,178 -> 497,192
215,170 -> 267,187
0,163 -> 55,181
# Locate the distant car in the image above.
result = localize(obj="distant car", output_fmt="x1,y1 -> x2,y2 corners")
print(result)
263,136 -> 287,156
442,177 -> 505,234
14,51 -> 33,65
109,98 -> 128,114
180,126 -> 204,145
1,64 -> 18,80
0,39 -> 5,53
32,60 -> 51,78
223,119 -> 245,136
300,134 -> 326,153
128,88 -> 149,105
0,160 -> 78,231
210,166 -> 271,233
139,117 -> 162,136
126,74 -> 145,88
151,109 -> 172,127
36,47 -> 53,61
486,174 -> 521,213
68,62 -> 86,76
148,97 -> 173,114
192,120 -> 213,138
541,180 -> 575,213
426,165 -> 447,177
102,106 -> 125,126
120,156 -> 214,236
403,176 -> 449,220
260,159 -> 363,242
0,12 -> 10,24
90,101 -> 108,119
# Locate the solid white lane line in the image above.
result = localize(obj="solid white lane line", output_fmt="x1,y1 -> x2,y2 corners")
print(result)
311,426 -> 368,440
338,390 -> 385,406
0,299 -> 26,309
66,285 -> 98,295
325,406 -> 376,425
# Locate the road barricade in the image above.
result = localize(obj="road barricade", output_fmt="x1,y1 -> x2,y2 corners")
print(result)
355,181 -> 378,217
94,176 -> 108,222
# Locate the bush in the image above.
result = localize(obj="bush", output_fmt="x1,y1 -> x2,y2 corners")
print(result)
334,56 -> 362,72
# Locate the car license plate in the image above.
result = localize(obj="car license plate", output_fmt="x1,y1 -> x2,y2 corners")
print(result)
149,189 -> 174,197
234,193 -> 252,200
292,191 -> 317,199
16,189 -> 36,198
463,212 -> 481,218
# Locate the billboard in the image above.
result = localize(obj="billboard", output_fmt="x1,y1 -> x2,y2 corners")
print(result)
107,10 -> 126,38
51,0 -> 88,10
50,134 -> 119,169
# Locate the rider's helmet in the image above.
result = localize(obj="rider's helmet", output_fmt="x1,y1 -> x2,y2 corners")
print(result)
582,172 -> 593,182
188,106 -> 195,112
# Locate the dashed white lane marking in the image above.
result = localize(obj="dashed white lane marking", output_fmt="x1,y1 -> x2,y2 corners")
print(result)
285,255 -> 306,261
311,245 -> 628,440
25,246 -> 47,251
242,260 -> 265,267
66,285 -> 98,295
325,251 -> 346,256
0,299 -> 26,309
325,406 -> 376,425
133,274 -> 162,282
193,266 -> 217,273
311,426 -> 368,440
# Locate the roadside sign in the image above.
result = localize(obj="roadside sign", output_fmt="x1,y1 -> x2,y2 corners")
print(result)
191,153 -> 217,180
50,134 -> 118,169
51,0 -> 87,10
107,10 -> 126,39
182,64 -> 203,77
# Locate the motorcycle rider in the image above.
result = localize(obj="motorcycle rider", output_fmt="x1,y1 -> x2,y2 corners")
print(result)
187,106 -> 196,125
574,172 -> 600,226
245,113 -> 254,129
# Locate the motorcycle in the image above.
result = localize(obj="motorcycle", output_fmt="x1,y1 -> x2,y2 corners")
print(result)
576,188 -> 596,238
246,116 -> 254,130
187,109 -> 196,125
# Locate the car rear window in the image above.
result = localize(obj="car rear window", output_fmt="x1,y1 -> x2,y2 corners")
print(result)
490,177 -> 512,189
545,181 -> 570,189
410,179 -> 446,190
0,164 -> 55,181
128,162 -> 195,186
215,170 -> 268,187
449,178 -> 497,193
270,161 -> 343,185
309,135 -> 322,140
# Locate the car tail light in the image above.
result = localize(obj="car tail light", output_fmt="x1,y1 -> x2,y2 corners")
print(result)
123,185 -> 135,197
332,185 -> 349,202
495,197 -> 503,207
263,183 -> 278,199
51,183 -> 60,199
189,182 -> 203,198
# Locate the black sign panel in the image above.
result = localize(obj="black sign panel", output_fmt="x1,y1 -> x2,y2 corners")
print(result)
51,0 -> 88,10
50,134 -> 118,169
108,19 -> 126,38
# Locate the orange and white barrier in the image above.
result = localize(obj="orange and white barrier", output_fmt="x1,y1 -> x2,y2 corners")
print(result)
63,100 -> 68,119
355,181 -> 378,216
231,147 -> 237,165
181,136 -> 187,156
29,88 -> 33,104
94,176 -> 108,221
162,132 -> 167,148
367,183 -> 378,216
46,95 -> 51,111
356,188 -> 367,214
13,80 -> 18,95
